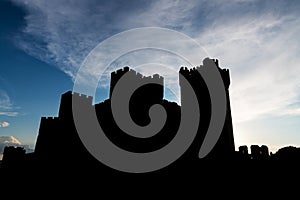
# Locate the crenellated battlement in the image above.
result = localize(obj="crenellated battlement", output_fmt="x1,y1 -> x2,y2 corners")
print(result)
41,116 -> 59,119
111,67 -> 163,81
111,66 -> 130,76
40,117 -> 60,124
180,58 -> 220,73
58,91 -> 93,119
110,67 -> 164,99
213,58 -> 219,67
4,146 -> 25,152
179,58 -> 231,88
72,92 -> 93,101
179,66 -> 201,77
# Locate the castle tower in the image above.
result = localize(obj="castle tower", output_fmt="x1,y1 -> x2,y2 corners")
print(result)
179,58 -> 235,159
110,67 -> 163,100
34,91 -> 95,165
110,67 -> 164,126
58,91 -> 93,120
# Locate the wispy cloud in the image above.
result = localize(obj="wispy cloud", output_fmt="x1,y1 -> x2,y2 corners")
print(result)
0,122 -> 9,128
197,12 -> 300,122
0,91 -> 13,110
0,90 -> 18,117
11,0 -> 158,79
10,0 -> 206,79
0,112 -> 18,117
10,0 -> 300,123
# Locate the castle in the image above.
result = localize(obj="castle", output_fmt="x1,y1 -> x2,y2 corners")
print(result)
1,58 -> 236,170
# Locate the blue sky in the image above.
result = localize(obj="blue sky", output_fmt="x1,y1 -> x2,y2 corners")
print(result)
1,0 -> 300,155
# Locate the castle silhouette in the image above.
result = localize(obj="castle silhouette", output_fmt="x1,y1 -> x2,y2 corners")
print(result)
2,58 -> 299,171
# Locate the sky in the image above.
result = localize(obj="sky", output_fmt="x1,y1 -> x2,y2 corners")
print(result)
0,0 -> 300,156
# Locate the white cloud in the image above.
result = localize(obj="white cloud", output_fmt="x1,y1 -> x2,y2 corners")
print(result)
11,0 -> 142,79
124,0 -> 196,29
0,136 -> 22,157
10,0 -> 205,79
0,122 -> 10,128
0,112 -> 18,117
0,136 -> 21,145
197,14 -> 300,122
9,0 -> 300,124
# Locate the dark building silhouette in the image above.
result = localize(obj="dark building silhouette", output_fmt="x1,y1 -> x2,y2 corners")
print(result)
1,58 -> 236,170
271,146 -> 300,161
260,145 -> 269,158
237,145 -> 270,160
3,57 -> 300,172
179,58 -> 235,159
238,145 -> 250,160
239,145 -> 249,155
250,145 -> 270,160
1,146 -> 25,168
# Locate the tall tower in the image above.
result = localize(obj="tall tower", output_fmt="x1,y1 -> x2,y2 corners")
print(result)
34,91 -> 95,166
179,58 -> 235,159
109,67 -> 164,126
